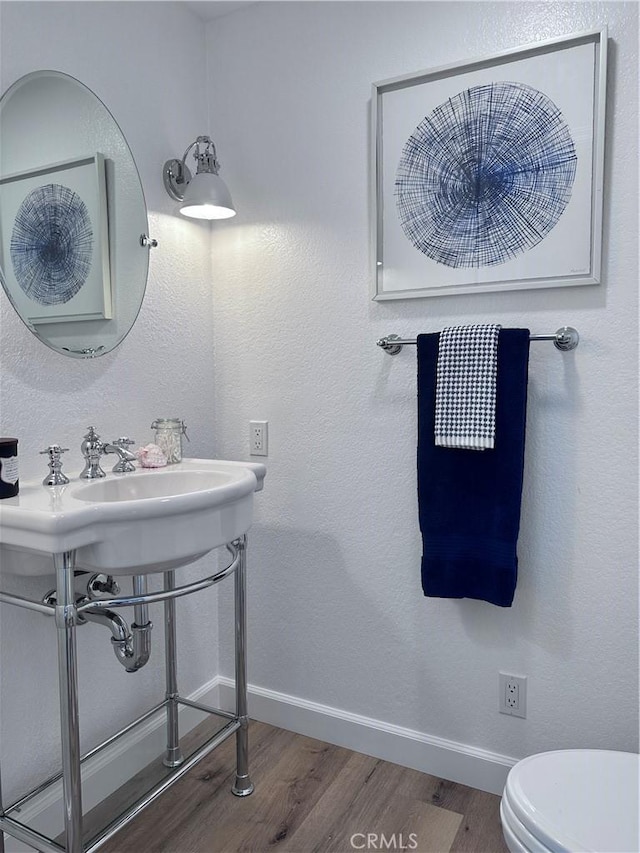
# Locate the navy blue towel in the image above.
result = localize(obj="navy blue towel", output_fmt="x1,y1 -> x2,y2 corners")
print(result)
417,329 -> 530,607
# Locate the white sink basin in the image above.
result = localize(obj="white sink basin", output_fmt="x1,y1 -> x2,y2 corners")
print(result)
0,459 -> 266,576
74,469 -> 238,504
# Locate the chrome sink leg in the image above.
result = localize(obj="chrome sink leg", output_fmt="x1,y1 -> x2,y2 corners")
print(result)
163,571 -> 184,768
54,551 -> 84,853
0,759 -> 6,853
232,535 -> 254,797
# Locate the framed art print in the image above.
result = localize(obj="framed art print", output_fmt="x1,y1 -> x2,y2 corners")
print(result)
371,28 -> 607,300
0,153 -> 111,323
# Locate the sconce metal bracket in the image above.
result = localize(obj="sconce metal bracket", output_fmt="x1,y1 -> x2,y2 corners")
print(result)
163,159 -> 193,201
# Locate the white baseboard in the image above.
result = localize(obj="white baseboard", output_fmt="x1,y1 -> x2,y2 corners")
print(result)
4,676 -> 514,851
217,676 -> 515,796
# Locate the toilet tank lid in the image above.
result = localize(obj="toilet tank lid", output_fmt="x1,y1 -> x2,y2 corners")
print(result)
504,750 -> 639,853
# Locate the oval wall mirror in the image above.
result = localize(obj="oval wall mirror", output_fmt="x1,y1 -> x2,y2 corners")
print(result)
0,70 -> 149,358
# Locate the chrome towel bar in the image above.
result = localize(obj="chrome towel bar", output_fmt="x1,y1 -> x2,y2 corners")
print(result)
377,326 -> 579,355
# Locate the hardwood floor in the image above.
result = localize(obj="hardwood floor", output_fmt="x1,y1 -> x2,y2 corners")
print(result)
98,721 -> 509,853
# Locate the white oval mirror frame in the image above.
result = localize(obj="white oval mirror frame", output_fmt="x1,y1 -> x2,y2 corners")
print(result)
0,70 -> 149,358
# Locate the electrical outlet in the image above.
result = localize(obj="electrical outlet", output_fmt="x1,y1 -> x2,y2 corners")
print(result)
499,673 -> 527,718
250,420 -> 268,456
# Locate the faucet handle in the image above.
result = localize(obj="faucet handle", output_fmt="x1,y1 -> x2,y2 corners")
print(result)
40,444 -> 70,455
40,445 -> 70,486
112,437 -> 135,449
83,426 -> 101,442
109,437 -> 137,473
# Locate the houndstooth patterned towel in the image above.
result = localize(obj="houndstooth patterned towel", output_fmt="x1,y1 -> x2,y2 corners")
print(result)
435,324 -> 501,450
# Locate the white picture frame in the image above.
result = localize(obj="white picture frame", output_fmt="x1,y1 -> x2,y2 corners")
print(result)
371,28 -> 608,301
0,153 -> 111,323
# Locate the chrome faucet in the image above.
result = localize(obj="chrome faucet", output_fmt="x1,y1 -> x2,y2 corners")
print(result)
80,428 -> 137,478
80,426 -> 106,479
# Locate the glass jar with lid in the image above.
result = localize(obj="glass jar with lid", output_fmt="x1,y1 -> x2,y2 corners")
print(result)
150,418 -> 188,464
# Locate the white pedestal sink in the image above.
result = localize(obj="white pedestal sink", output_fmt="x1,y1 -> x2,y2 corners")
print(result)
0,458 -> 266,575
0,457 -> 266,853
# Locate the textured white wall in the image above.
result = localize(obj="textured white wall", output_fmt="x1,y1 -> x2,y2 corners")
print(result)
208,2 -> 639,760
0,0 -> 637,810
0,2 -> 219,800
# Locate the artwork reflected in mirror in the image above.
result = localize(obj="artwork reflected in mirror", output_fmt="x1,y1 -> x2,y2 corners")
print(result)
2,154 -> 111,325
0,71 -> 149,358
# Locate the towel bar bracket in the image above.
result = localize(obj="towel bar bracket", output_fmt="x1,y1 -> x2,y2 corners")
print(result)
378,333 -> 403,355
377,326 -> 579,355
551,326 -> 580,351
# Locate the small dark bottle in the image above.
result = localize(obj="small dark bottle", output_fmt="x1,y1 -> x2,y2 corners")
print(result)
0,438 -> 19,499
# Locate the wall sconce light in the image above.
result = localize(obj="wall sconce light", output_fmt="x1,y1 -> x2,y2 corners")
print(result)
163,135 -> 236,220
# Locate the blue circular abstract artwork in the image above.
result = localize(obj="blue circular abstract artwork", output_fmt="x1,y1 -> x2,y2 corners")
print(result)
10,183 -> 93,305
395,82 -> 577,268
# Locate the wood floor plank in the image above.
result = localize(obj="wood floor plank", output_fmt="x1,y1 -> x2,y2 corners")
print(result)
282,751 -> 381,852
397,772 -> 475,815
450,787 -> 509,853
191,736 -> 353,852
302,755 -> 463,853
95,720 -> 507,853
99,720 -> 283,852
316,792 -> 463,853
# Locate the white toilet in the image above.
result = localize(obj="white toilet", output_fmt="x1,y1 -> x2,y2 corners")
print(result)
501,749 -> 639,853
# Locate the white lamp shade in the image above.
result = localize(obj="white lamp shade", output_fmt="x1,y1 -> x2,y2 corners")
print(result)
179,171 -> 236,219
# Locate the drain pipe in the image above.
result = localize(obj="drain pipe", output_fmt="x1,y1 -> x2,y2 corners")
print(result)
86,574 -> 152,671
81,606 -> 135,667
44,575 -> 152,673
128,575 -> 152,672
